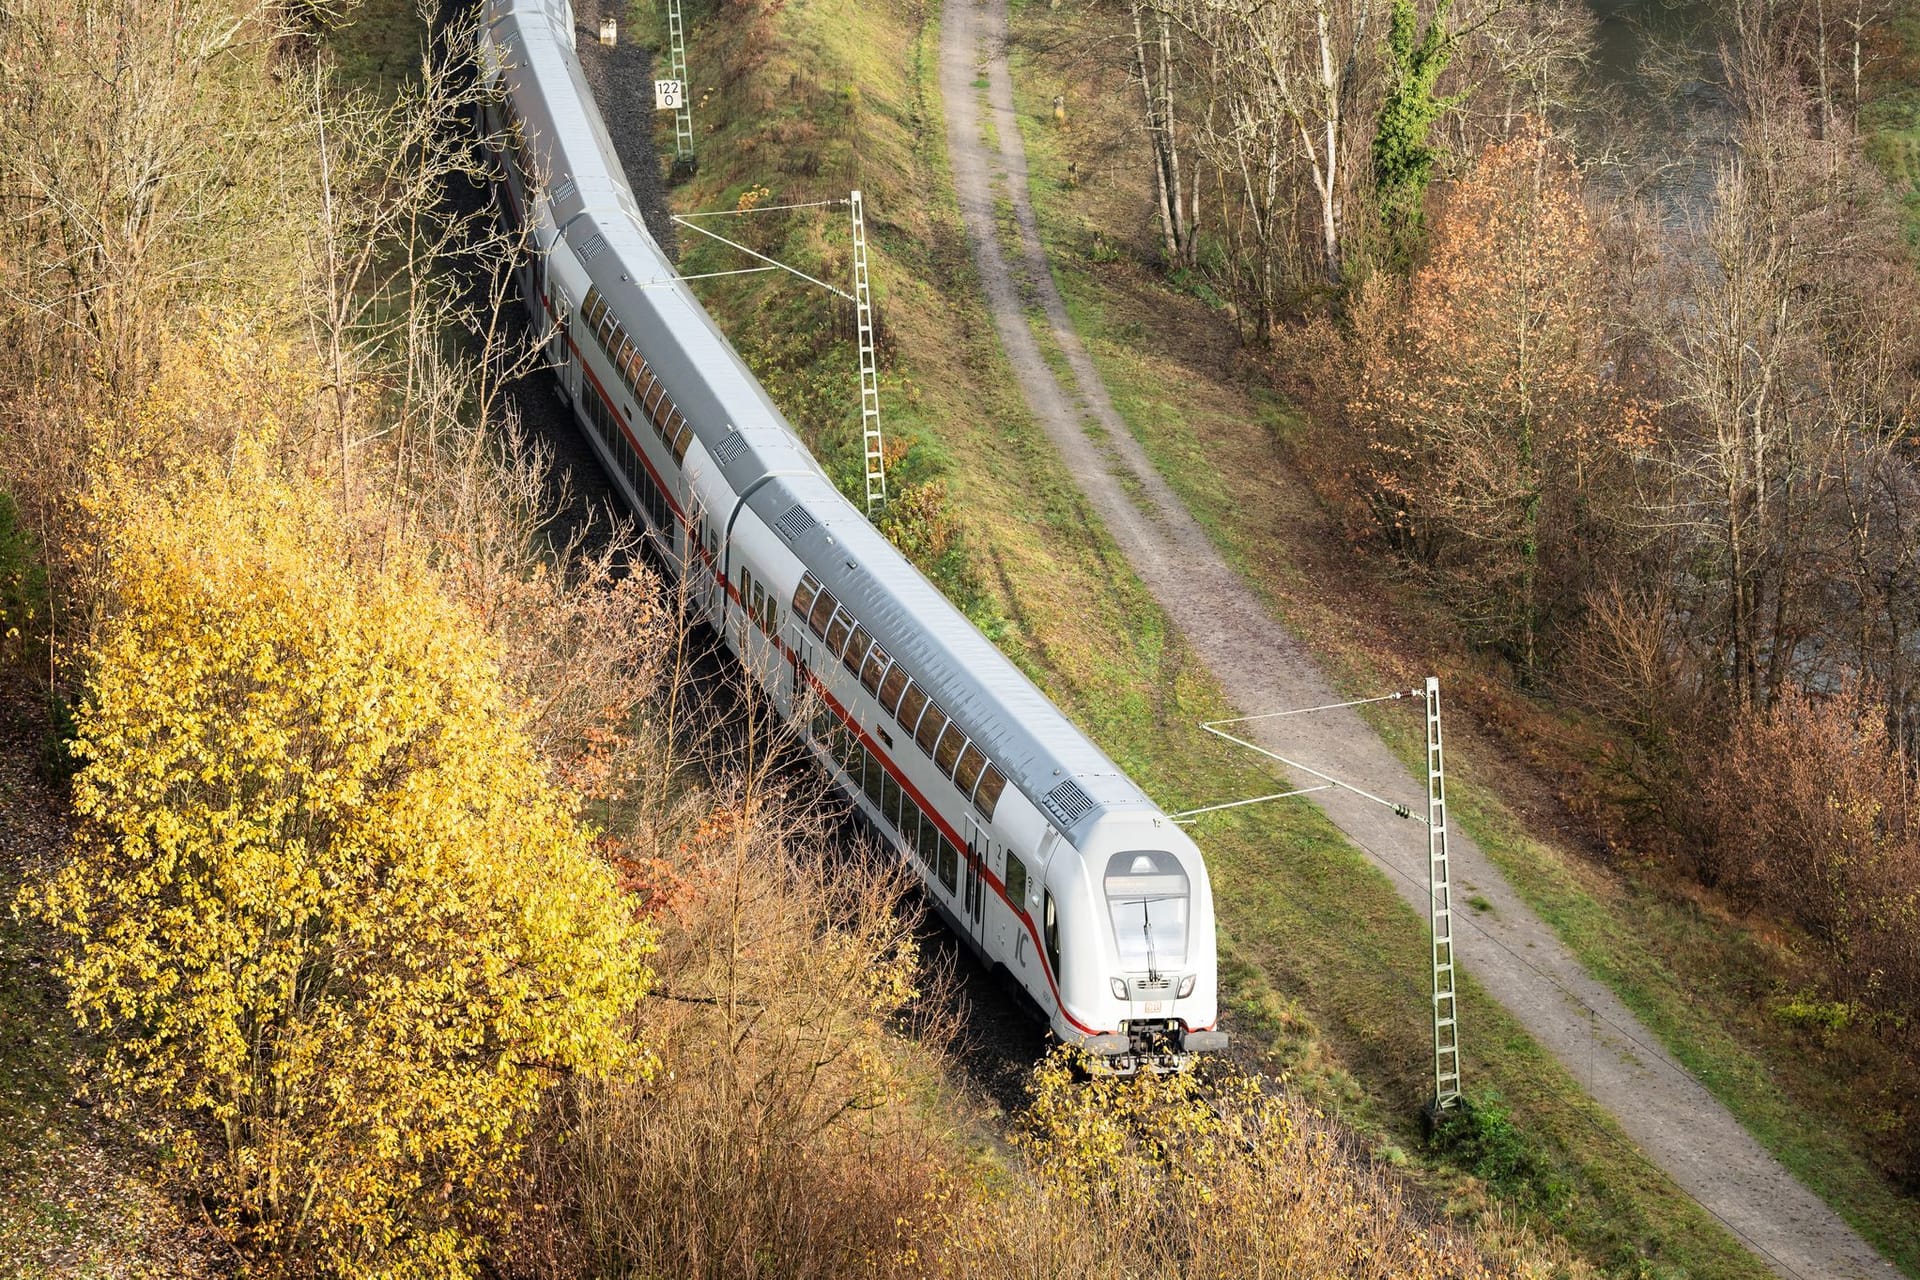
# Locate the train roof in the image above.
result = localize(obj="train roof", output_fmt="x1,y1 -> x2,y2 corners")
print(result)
747,473 -> 1156,837
482,0 -> 1163,842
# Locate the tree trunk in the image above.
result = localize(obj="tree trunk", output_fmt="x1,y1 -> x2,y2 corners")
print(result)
1134,3 -> 1182,263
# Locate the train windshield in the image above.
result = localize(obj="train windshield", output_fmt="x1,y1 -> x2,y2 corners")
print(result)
1104,851 -> 1189,973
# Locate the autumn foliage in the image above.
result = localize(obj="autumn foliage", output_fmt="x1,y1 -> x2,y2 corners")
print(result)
924,1049 -> 1571,1280
1337,130 -> 1646,676
22,424 -> 651,1275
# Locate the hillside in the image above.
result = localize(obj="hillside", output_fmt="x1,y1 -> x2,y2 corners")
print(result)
0,1 -> 1598,1278
658,0 -> 1920,1275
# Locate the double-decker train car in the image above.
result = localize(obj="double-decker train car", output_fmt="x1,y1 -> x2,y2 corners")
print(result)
476,0 -> 1226,1070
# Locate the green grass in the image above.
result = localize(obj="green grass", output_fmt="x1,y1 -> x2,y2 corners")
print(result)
1860,0 -> 1920,242
323,0 -> 430,100
998,8 -> 1920,1275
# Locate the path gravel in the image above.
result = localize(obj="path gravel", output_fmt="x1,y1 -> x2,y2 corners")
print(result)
936,0 -> 1898,1274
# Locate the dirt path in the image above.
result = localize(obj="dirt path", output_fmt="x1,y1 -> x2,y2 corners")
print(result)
937,0 -> 1895,1275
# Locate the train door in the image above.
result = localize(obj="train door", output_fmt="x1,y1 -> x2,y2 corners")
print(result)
790,632 -> 813,715
730,565 -> 750,656
547,280 -> 577,404
963,816 -> 989,948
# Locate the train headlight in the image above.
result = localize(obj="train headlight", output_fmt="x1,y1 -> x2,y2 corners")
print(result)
1177,974 -> 1197,998
1110,978 -> 1129,1001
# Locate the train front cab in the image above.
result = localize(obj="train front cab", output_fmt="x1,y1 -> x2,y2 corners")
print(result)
1048,814 -> 1227,1073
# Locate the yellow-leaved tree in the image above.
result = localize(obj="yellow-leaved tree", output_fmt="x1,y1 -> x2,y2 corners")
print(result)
27,443 -> 651,1278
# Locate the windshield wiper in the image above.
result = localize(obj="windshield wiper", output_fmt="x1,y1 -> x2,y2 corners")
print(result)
1141,899 -> 1160,983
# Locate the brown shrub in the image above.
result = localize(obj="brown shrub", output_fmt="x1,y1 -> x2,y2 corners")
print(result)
934,1052 -> 1574,1280
1695,686 -> 1920,1179
524,771 -> 956,1280
1700,685 -> 1920,1018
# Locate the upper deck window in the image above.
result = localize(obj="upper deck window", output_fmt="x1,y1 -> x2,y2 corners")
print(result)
973,767 -> 1006,821
896,683 -> 928,736
933,723 -> 965,777
808,589 -> 837,637
878,664 -> 909,715
954,742 -> 985,796
859,645 -> 889,695
824,609 -> 853,656
914,703 -> 948,756
793,574 -> 820,619
842,626 -> 872,675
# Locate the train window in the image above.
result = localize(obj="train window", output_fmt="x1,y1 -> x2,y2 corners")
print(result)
896,684 -> 928,737
1005,852 -> 1029,914
859,646 -> 888,695
670,415 -> 694,463
914,703 -> 947,756
842,626 -> 871,674
793,574 -> 820,619
933,723 -> 965,778
938,837 -> 960,893
808,589 -> 837,636
878,664 -> 909,716
583,289 -> 606,330
643,380 -> 667,419
824,609 -> 852,656
1043,892 -> 1061,978
881,771 -> 902,832
917,809 -> 940,867
634,367 -> 657,405
954,742 -> 985,797
1104,851 -> 1189,968
862,748 -> 884,807
761,592 -> 777,632
973,767 -> 1007,821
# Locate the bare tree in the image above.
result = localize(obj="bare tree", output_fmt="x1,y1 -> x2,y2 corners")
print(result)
1130,2 -> 1201,265
1175,0 -> 1382,286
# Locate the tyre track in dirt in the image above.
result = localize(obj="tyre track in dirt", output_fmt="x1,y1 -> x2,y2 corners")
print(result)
936,0 -> 1896,1274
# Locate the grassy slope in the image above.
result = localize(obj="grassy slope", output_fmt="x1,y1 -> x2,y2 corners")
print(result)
999,2 -> 1920,1273
1861,0 -> 1920,240
653,0 -> 1795,1274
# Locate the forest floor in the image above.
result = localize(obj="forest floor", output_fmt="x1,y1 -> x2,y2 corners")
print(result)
935,0 -> 1899,1276
0,681 -> 219,1278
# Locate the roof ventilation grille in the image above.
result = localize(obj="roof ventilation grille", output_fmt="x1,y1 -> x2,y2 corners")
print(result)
774,505 -> 818,542
578,232 -> 608,262
714,434 -> 748,465
551,177 -> 577,203
1043,779 -> 1097,828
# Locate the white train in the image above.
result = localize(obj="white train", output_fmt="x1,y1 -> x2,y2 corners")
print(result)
477,0 -> 1225,1070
